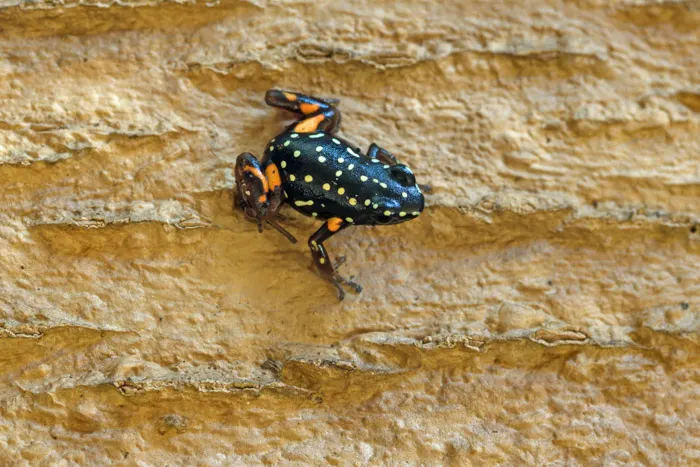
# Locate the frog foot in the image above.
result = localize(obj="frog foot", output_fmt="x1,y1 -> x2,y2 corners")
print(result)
328,256 -> 362,300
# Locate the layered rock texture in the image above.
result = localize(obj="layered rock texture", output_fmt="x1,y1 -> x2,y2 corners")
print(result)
0,0 -> 698,464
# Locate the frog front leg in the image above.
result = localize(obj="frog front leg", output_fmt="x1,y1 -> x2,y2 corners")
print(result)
308,217 -> 362,301
265,89 -> 341,134
368,143 -> 399,165
234,152 -> 297,243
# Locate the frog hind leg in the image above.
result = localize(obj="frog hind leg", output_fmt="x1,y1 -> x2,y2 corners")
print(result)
265,90 -> 338,115
265,89 -> 341,134
235,152 -> 297,243
308,217 -> 362,301
368,143 -> 399,165
367,143 -> 433,193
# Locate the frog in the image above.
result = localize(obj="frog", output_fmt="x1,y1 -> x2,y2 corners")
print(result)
234,89 -> 425,300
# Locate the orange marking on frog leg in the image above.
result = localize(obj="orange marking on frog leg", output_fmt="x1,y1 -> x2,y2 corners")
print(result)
282,92 -> 297,101
265,163 -> 282,191
294,114 -> 325,133
300,103 -> 320,115
327,217 -> 343,232
243,166 -> 269,193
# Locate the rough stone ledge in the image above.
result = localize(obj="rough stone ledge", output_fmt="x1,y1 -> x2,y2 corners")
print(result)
0,127 -> 185,166
6,1 -> 694,73
0,316 -> 135,339
111,375 -> 308,398
6,324 -> 696,397
1,0 -> 211,11
23,199 -> 207,229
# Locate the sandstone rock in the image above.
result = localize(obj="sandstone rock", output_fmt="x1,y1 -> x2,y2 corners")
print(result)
0,0 -> 697,464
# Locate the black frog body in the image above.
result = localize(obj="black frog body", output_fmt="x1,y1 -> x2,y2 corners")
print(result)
234,89 -> 425,300
265,131 -> 423,225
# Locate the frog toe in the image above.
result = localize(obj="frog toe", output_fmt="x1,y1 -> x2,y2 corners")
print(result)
333,255 -> 347,269
335,283 -> 346,301
345,278 -> 363,294
335,273 -> 362,294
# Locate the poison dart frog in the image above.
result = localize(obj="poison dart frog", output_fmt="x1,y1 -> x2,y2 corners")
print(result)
235,90 -> 425,300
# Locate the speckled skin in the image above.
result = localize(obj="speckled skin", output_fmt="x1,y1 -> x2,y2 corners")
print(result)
265,131 -> 424,224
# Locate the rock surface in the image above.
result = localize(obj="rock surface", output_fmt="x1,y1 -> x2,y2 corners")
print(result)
0,0 -> 698,464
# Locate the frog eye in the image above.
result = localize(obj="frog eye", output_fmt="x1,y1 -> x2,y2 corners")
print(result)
389,165 -> 416,187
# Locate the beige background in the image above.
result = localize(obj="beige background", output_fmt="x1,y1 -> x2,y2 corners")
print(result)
0,0 -> 698,465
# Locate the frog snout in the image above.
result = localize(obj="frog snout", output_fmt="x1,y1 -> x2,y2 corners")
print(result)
373,187 -> 423,225
406,185 -> 425,216
415,186 -> 425,212
386,165 -> 424,216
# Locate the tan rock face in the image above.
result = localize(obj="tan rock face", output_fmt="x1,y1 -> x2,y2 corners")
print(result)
0,0 -> 698,464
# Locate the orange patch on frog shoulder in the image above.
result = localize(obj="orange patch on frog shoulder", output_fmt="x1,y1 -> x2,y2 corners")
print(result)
265,163 -> 282,191
294,114 -> 325,133
327,217 -> 343,232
